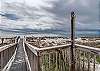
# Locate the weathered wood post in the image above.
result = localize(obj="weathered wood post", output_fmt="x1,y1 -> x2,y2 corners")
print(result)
1,38 -> 4,44
37,52 -> 41,71
37,37 -> 41,71
70,11 -> 75,71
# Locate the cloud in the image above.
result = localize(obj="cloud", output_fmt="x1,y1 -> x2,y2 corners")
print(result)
42,0 -> 100,29
0,0 -> 100,33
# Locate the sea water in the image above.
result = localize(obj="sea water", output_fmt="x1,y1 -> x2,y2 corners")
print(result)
0,31 -> 100,38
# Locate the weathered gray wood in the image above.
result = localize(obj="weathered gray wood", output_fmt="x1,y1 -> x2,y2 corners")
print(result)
25,37 -> 100,71
9,39 -> 27,71
87,53 -> 90,71
82,52 -> 85,71
70,11 -> 76,71
1,51 -> 4,70
93,55 -> 96,71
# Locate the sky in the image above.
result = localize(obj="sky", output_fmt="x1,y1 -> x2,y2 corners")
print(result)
0,0 -> 100,34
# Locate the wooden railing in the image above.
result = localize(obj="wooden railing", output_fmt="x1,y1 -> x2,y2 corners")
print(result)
0,37 -> 16,47
24,42 -> 40,71
24,42 -> 71,71
0,41 -> 17,71
24,41 -> 100,71
75,44 -> 100,71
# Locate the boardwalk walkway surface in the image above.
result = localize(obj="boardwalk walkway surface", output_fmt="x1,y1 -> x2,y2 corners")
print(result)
8,39 -> 27,71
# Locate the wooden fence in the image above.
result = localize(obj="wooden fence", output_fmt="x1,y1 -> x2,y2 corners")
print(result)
24,41 -> 100,71
0,37 -> 18,71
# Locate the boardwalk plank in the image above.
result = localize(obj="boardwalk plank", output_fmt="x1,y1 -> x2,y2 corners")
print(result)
9,39 -> 27,71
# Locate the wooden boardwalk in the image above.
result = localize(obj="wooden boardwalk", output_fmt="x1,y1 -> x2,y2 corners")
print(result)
8,39 -> 27,71
0,37 -> 100,71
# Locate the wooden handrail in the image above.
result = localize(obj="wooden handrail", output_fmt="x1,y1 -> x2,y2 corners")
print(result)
25,41 -> 70,51
23,40 -> 32,71
0,43 -> 17,52
25,41 -> 100,71
25,42 -> 39,56
0,42 -> 17,70
39,44 -> 70,51
24,41 -> 71,71
75,44 -> 100,54
25,41 -> 100,54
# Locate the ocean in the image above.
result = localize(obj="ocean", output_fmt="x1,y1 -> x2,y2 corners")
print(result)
0,31 -> 100,38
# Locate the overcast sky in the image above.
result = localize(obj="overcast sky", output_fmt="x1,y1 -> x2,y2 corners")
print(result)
0,0 -> 100,32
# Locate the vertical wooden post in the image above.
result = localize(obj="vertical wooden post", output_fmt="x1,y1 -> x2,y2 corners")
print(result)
70,11 -> 75,71
37,52 -> 41,71
93,55 -> 96,71
1,38 -> 4,44
82,52 -> 85,71
87,53 -> 90,71
56,52 -> 58,70
1,51 -> 4,70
